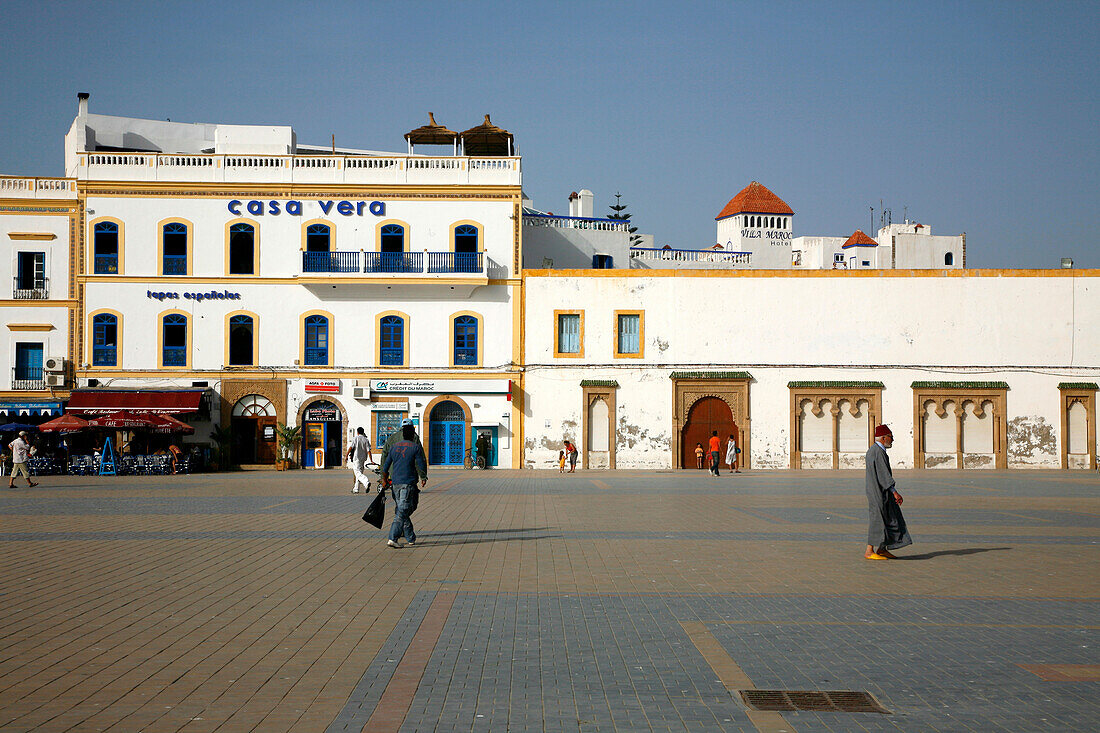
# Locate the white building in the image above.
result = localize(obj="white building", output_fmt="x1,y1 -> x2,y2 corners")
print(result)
521,269 -> 1099,471
47,96 -> 526,467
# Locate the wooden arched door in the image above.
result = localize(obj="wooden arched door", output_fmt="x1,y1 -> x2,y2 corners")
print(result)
681,396 -> 737,468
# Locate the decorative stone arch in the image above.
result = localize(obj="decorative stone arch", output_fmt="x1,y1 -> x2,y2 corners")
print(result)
581,380 -> 618,469
423,394 -> 472,464
671,372 -> 751,469
788,382 -> 882,469
912,381 -> 1008,469
1059,382 -> 1097,470
219,378 -> 288,457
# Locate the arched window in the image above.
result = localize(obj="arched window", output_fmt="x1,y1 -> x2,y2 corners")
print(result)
380,315 -> 404,366
162,314 -> 187,367
945,252 -> 954,266
92,313 -> 117,366
381,224 -> 404,252
229,315 -> 254,366
229,223 -> 255,275
453,315 -> 478,366
454,224 -> 478,273
162,222 -> 188,275
93,221 -> 119,274
304,315 -> 329,366
306,223 -> 330,252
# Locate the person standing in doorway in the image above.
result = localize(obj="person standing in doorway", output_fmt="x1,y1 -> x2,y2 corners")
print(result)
8,431 -> 38,489
865,424 -> 912,560
725,433 -> 741,474
708,430 -> 722,476
380,421 -> 428,548
694,443 -> 705,469
564,439 -> 578,472
347,426 -> 373,493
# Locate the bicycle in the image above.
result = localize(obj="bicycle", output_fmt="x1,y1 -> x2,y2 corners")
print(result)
464,448 -> 486,470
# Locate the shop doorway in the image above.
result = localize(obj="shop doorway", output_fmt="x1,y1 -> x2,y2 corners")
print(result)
681,396 -> 737,469
302,400 -> 342,468
428,400 -> 466,465
474,426 -> 498,467
231,394 -> 276,464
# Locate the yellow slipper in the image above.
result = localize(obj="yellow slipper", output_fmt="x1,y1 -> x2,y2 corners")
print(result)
864,552 -> 889,560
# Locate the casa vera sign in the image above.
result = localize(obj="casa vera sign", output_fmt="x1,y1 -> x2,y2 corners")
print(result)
227,199 -> 386,216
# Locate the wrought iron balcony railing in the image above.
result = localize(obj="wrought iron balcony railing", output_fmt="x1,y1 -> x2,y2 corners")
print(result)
12,277 -> 48,299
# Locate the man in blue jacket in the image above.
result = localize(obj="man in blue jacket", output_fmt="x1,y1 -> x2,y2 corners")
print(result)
380,419 -> 428,548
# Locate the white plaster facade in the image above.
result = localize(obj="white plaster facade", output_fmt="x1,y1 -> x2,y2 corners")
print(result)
521,270 -> 1099,470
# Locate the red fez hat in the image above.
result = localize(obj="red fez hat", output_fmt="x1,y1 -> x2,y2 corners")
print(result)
874,424 -> 892,438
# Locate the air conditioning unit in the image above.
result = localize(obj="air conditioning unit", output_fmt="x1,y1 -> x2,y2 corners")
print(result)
45,373 -> 66,387
352,386 -> 370,399
44,356 -> 66,373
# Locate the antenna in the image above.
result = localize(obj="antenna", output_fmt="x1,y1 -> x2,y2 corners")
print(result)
870,206 -> 874,233
903,205 -> 908,224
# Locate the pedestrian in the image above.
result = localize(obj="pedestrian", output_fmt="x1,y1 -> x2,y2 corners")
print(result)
378,418 -> 423,470
8,431 -> 38,489
694,442 -> 704,468
558,450 -> 566,473
380,421 -> 428,548
864,424 -> 912,560
168,443 -> 183,474
347,426 -> 373,493
475,431 -> 491,468
725,433 -> 741,473
708,430 -> 722,476
564,440 -> 578,472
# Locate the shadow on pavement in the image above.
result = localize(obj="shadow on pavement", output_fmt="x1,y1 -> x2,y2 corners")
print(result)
899,546 -> 1012,560
422,527 -> 553,538
415,533 -> 561,547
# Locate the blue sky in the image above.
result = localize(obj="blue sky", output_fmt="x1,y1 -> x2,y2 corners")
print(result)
2,0 -> 1096,267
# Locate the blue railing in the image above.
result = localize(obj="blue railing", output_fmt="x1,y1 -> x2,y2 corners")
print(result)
364,252 -> 422,273
163,255 -> 187,275
163,347 -> 186,366
303,251 -> 360,273
304,347 -> 328,365
94,255 -> 118,274
428,252 -> 482,273
92,347 -> 116,367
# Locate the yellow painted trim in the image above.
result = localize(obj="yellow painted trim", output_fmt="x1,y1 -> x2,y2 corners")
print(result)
78,182 -> 522,197
6,323 -> 55,332
78,368 -> 519,380
553,309 -> 585,358
7,233 -> 57,241
374,218 -> 410,252
225,310 -> 259,367
224,217 -> 260,276
376,310 -> 410,368
0,299 -> 78,307
296,276 -> 490,287
86,308 -> 123,368
448,219 -> 485,253
448,310 -> 483,368
157,216 -> 194,276
156,308 -> 191,369
523,267 -> 1100,279
300,218 -> 334,252
613,309 -> 645,359
299,309 -> 335,368
88,216 -> 125,275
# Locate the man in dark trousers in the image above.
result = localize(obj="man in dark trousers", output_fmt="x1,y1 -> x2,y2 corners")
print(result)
865,424 -> 912,560
380,421 -> 428,548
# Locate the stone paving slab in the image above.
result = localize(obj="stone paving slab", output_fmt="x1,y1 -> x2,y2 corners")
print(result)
0,468 -> 1097,732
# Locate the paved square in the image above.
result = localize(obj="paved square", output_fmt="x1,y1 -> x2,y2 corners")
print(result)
1,468 -> 1097,731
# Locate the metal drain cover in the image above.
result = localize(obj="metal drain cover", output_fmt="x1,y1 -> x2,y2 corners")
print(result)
739,690 -> 891,714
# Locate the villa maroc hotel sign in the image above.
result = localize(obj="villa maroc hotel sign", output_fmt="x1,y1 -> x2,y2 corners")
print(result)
147,290 -> 241,302
304,380 -> 341,394
370,379 -> 511,394
227,199 -> 386,217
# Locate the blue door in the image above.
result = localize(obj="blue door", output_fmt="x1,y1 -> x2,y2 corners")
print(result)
428,400 -> 466,465
14,343 -> 43,384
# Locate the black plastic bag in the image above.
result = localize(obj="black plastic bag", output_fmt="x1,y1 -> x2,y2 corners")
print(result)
362,490 -> 385,528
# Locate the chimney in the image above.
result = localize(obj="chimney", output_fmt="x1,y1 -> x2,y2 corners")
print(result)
577,189 -> 594,218
77,92 -> 89,117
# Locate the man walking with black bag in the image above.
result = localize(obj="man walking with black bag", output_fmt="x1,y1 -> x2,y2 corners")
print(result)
380,421 -> 427,548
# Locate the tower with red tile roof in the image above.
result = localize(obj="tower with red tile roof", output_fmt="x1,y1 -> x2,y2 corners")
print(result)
715,182 -> 794,268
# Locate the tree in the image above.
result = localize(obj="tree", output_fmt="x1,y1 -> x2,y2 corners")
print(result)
607,192 -> 642,246
275,423 -> 302,462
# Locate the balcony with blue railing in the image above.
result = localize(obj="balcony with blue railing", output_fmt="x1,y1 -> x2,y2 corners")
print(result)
163,255 -> 187,275
303,251 -> 361,273
364,252 -> 422,274
162,347 -> 187,367
93,254 -> 119,274
12,367 -> 45,390
92,347 -> 117,367
428,252 -> 482,273
304,347 -> 328,366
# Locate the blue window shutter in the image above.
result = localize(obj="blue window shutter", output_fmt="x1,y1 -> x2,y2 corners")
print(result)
618,314 -> 639,354
558,314 -> 580,353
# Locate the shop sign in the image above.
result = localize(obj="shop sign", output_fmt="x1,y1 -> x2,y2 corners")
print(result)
370,401 -> 409,412
262,425 -> 276,442
227,199 -> 386,217
369,379 -> 510,394
304,405 -> 341,421
305,379 -> 341,394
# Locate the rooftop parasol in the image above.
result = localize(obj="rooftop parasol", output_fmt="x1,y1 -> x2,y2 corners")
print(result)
404,113 -> 459,146
459,115 -> 513,156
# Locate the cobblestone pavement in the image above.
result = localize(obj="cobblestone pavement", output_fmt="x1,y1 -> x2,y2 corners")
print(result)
1,468 -> 1097,732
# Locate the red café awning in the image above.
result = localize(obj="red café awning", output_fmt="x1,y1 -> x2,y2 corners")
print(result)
67,389 -> 205,416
